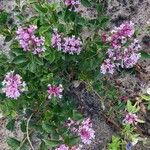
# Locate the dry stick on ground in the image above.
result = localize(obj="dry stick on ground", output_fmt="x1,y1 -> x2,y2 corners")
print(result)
26,114 -> 35,150
17,131 -> 33,150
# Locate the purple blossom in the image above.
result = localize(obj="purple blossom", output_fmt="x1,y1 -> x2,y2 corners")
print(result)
123,113 -> 138,125
126,141 -> 133,150
123,53 -> 141,68
51,29 -> 62,51
51,29 -> 82,55
62,36 -> 82,54
101,59 -> 116,74
101,21 -> 141,74
65,118 -> 95,145
56,144 -> 69,150
78,124 -> 95,144
64,0 -> 80,11
118,21 -> 135,38
16,25 -> 45,55
2,71 -> 27,99
47,84 -> 63,99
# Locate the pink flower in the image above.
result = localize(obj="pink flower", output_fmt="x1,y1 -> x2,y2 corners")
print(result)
101,21 -> 141,74
66,117 -> 75,127
78,125 -> 95,144
64,0 -> 80,11
51,29 -> 82,55
70,145 -> 81,150
2,71 -> 27,99
123,113 -> 138,125
118,21 -> 134,37
81,118 -> 92,128
47,84 -> 63,99
62,36 -> 82,55
123,53 -> 141,68
16,25 -> 45,55
101,59 -> 116,74
56,144 -> 69,150
51,29 -> 62,51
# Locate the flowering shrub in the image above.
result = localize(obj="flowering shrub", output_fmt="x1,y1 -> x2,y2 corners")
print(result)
0,0 -> 145,149
0,0 -> 104,149
101,21 -> 141,74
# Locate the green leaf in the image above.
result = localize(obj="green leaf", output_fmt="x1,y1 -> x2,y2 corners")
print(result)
73,110 -> 83,120
7,137 -> 20,150
108,136 -> 121,150
6,119 -> 15,131
39,141 -> 47,150
42,123 -> 55,133
39,25 -> 50,35
64,136 -> 79,146
141,52 -> 150,59
27,62 -> 37,73
20,120 -> 26,133
81,0 -> 91,7
33,4 -> 48,13
0,11 -> 9,24
141,95 -> 150,101
12,48 -> 24,56
4,35 -> 12,42
43,139 -> 61,148
44,50 -> 55,63
12,55 -> 27,64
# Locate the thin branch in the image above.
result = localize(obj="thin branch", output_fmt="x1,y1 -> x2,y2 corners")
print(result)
26,114 -> 35,150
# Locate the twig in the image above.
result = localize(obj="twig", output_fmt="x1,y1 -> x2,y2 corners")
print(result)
17,131 -> 33,150
26,114 -> 35,150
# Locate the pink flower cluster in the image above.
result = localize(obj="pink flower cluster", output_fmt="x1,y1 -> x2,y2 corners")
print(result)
101,21 -> 141,74
2,71 -> 26,99
51,29 -> 82,55
64,0 -> 80,11
56,144 -> 81,150
56,118 -> 95,150
123,112 -> 139,125
47,84 -> 63,99
16,25 -> 45,55
78,118 -> 95,145
67,118 -> 95,144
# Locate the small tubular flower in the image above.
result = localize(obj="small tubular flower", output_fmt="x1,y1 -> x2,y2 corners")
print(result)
16,25 -> 45,55
2,71 -> 27,99
100,59 -> 116,74
51,29 -> 62,51
78,124 -> 95,144
56,144 -> 69,150
47,84 -> 63,99
101,21 -> 141,74
62,36 -> 82,54
123,113 -> 138,125
51,29 -> 82,55
64,0 -> 80,11
65,117 -> 95,145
